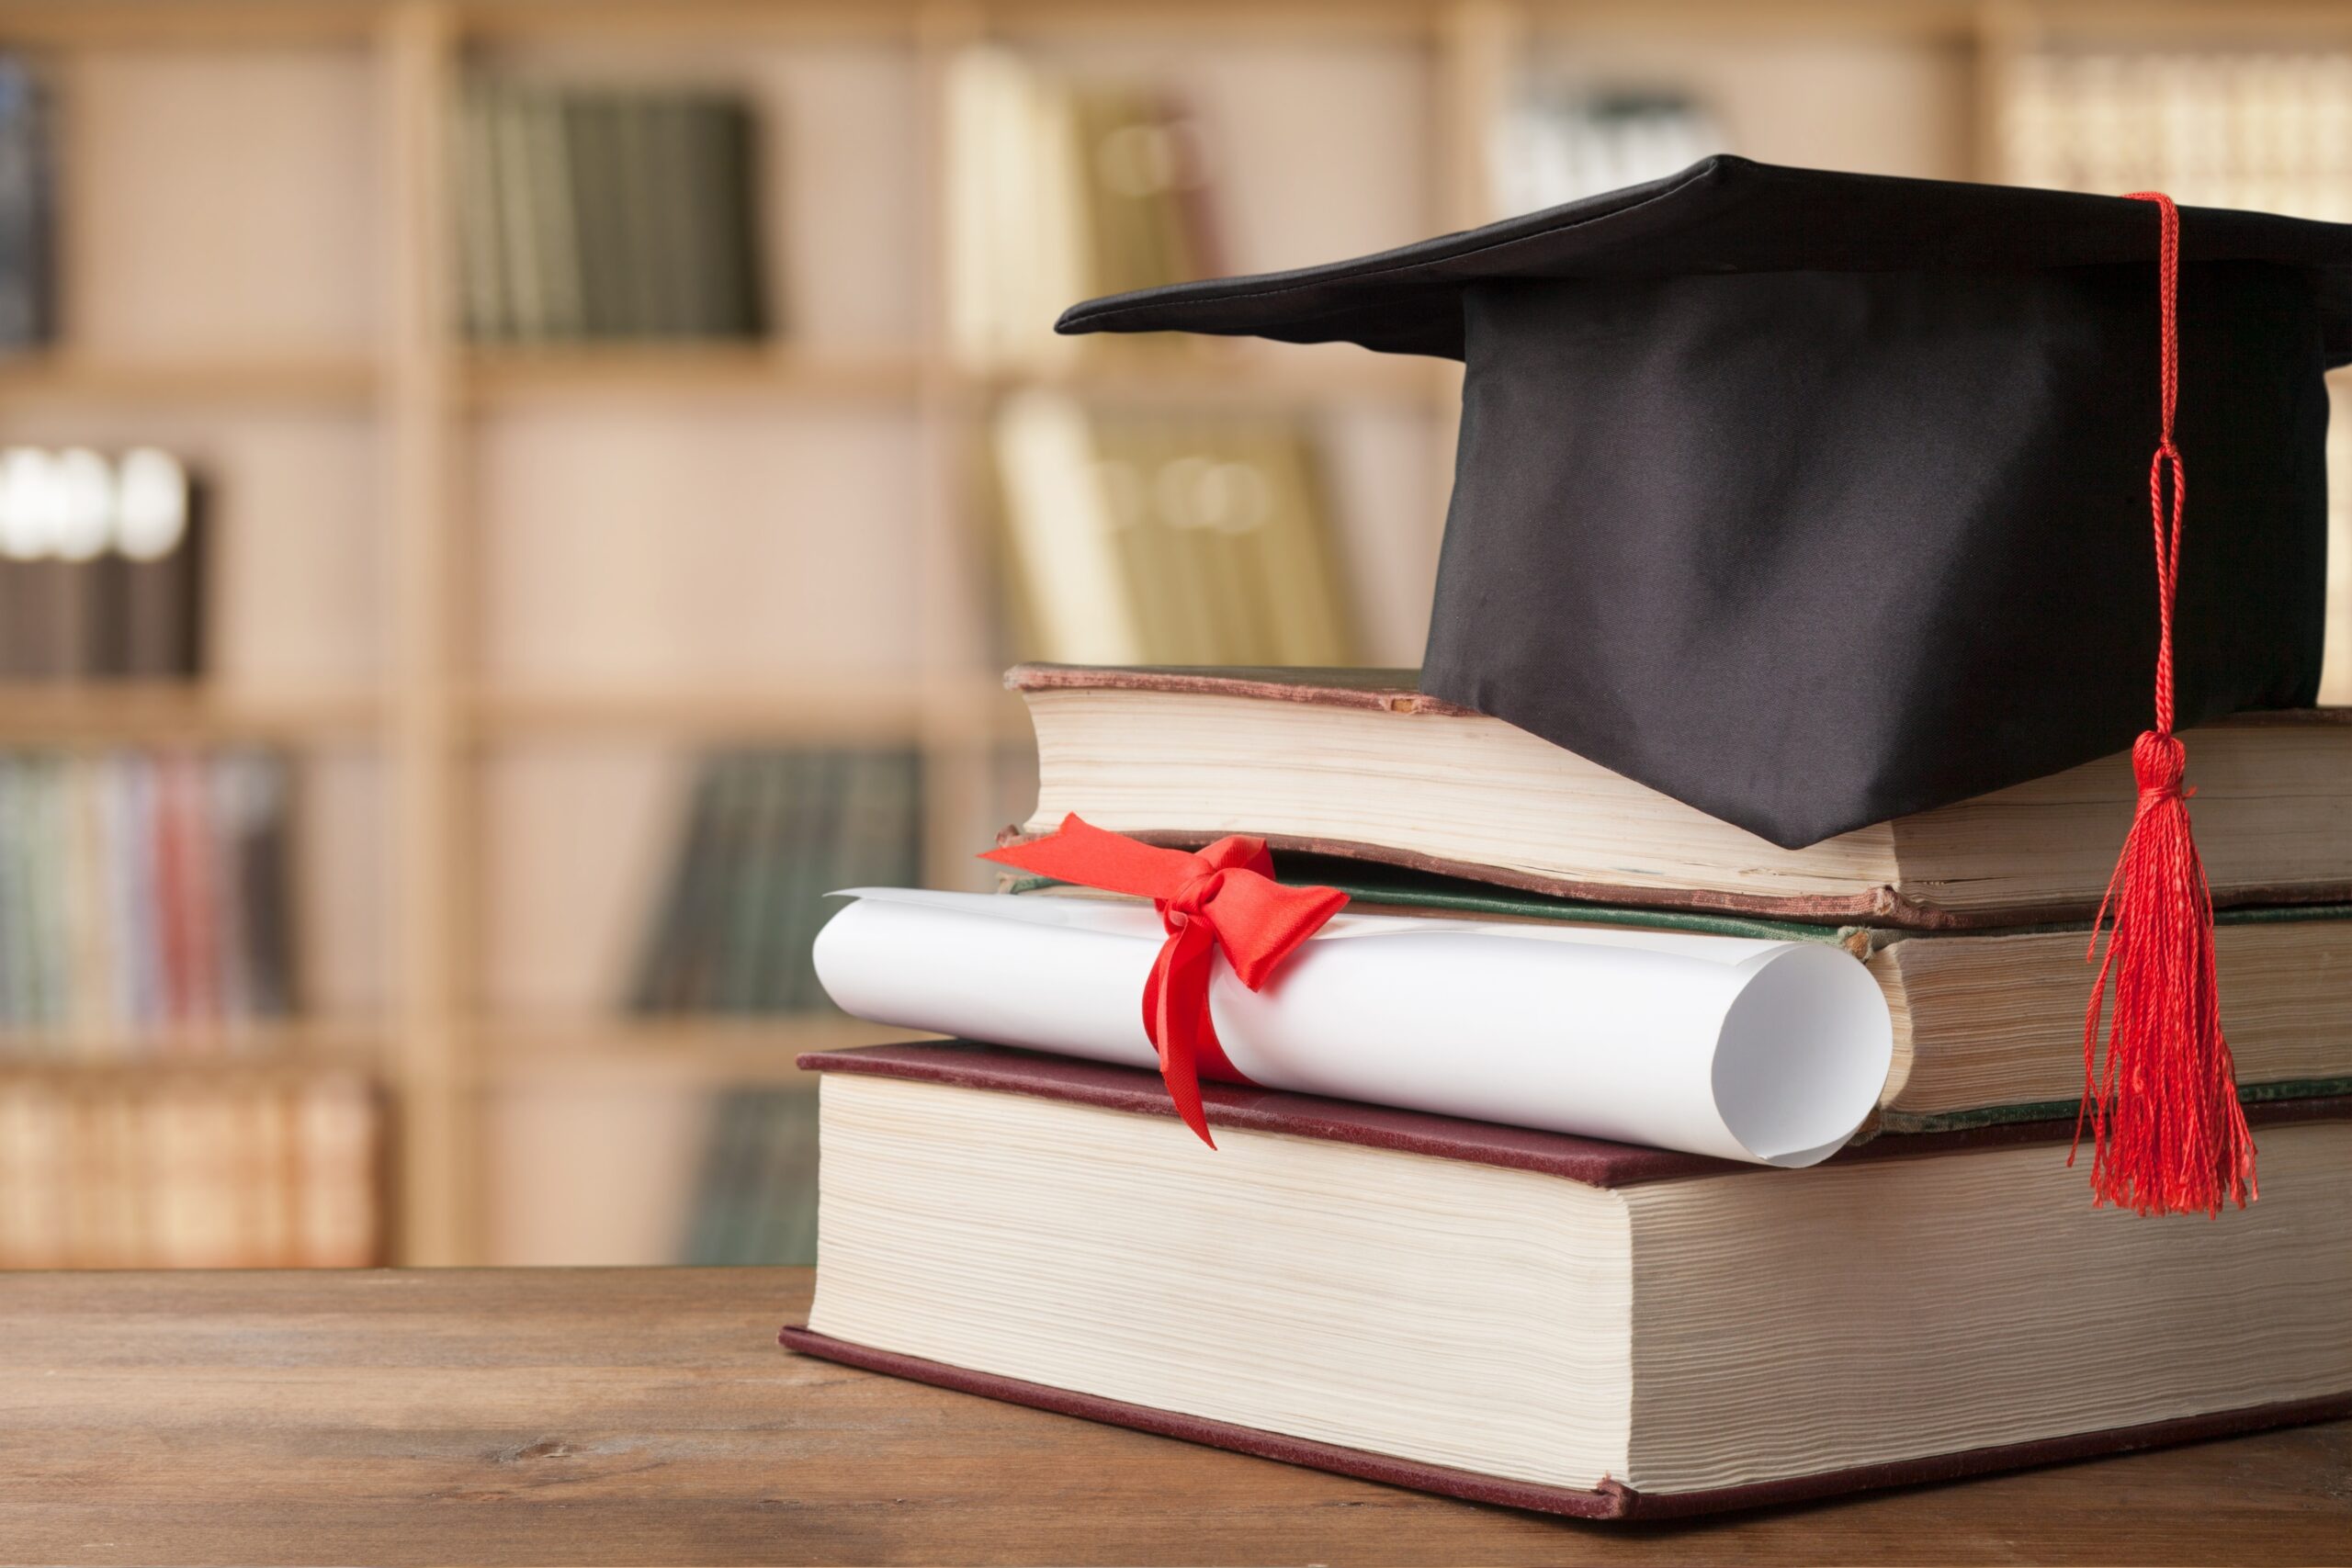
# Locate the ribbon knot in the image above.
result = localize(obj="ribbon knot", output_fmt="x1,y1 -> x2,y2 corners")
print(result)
982,814 -> 1348,1145
1168,867 -> 1223,920
2132,731 -> 2194,809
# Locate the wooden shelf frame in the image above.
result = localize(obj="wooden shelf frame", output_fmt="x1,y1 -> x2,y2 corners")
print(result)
6,0 -> 2346,1265
0,683 -> 382,744
472,1014 -> 919,1087
0,1018 -> 388,1077
0,354 -> 379,408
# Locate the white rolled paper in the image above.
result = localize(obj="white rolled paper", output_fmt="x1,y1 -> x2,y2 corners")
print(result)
812,888 -> 1894,1168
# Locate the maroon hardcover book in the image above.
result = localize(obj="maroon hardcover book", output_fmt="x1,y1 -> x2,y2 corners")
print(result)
781,1041 -> 2352,1520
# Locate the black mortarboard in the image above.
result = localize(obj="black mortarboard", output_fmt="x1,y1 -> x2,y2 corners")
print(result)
1055,156 -> 2352,851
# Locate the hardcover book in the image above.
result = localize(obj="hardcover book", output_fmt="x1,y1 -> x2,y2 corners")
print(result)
1006,869 -> 2352,1136
785,1042 -> 2352,1520
1005,663 -> 2352,928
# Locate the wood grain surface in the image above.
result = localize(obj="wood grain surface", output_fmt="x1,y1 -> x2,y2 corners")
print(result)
0,1267 -> 2346,1567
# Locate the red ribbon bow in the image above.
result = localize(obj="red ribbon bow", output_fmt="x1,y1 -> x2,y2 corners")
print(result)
982,814 -> 1348,1147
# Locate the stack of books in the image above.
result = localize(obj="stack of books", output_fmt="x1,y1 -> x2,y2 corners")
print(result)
785,662 -> 2352,1519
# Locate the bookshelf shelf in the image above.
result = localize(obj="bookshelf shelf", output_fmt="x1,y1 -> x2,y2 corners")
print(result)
0,355 -> 379,409
0,2 -> 382,48
462,679 -> 1024,744
458,348 -> 1452,411
0,1021 -> 387,1076
0,684 -> 383,745
460,344 -> 925,406
473,1015 -> 921,1087
967,353 -> 1458,408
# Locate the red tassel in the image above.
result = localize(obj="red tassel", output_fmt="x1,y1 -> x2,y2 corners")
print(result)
2072,192 -> 2256,1215
2075,733 -> 2255,1214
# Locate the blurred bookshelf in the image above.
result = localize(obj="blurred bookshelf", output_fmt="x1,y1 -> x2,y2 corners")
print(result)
0,0 -> 2346,1268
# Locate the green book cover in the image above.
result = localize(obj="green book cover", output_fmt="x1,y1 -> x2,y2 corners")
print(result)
563,91 -> 628,340
451,82 -> 508,342
705,99 -> 764,336
607,92 -> 665,337
681,1089 -> 761,1264
628,754 -> 727,1014
749,1087 -> 820,1265
519,85 -> 583,340
1005,857 -> 2352,1137
718,752 -> 801,1015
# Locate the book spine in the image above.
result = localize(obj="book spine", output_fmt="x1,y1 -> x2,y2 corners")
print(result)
0,1080 -> 70,1266
708,100 -> 764,336
119,464 -> 205,681
453,81 -> 510,343
25,756 -> 71,1033
0,56 -> 53,348
116,752 -> 164,1032
640,94 -> 700,338
565,92 -> 627,340
628,754 -> 723,1014
757,750 -> 831,1013
682,1089 -> 758,1263
608,93 -> 663,337
60,755 -> 113,1047
718,751 -> 800,1014
0,755 -> 26,1038
238,752 -> 295,1020
298,1075 -> 384,1267
804,750 -> 921,1010
523,85 -> 583,341
234,1084 -> 297,1267
150,751 -> 196,1032
206,754 -> 254,1028
750,1087 -> 821,1264
492,83 -> 549,344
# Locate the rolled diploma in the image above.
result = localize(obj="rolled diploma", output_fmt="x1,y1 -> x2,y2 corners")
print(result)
812,888 -> 1893,1168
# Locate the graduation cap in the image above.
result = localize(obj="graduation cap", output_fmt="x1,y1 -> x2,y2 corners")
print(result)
1057,156 -> 2352,1216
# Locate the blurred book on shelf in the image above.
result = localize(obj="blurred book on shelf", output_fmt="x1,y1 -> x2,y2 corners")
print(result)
1488,83 -> 1724,216
1996,43 -> 2352,705
0,54 -> 53,350
0,749 -> 293,1055
945,46 -> 1215,368
0,447 -> 204,682
453,79 -> 765,344
2000,48 -> 2352,221
682,1085 -> 817,1265
628,749 -> 921,1018
992,392 -> 1353,665
0,1071 -> 379,1269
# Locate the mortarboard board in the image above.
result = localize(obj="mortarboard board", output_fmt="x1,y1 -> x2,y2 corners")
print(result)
1057,156 -> 2352,1217
1054,154 -> 2352,852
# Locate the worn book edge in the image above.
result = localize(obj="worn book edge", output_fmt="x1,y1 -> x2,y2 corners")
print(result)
776,1327 -> 2352,1522
993,821 -> 2352,931
797,1041 -> 2352,1191
1001,665 -> 2352,930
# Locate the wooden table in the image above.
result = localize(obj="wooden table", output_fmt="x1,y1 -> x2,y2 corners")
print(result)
1,1269 -> 2346,1566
